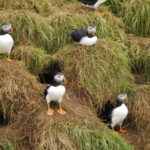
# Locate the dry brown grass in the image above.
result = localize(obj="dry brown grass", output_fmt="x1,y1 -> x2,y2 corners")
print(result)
126,35 -> 150,81
0,10 -> 54,52
11,46 -> 53,75
0,0 -> 52,16
129,85 -> 150,149
54,39 -> 130,107
0,61 -> 131,150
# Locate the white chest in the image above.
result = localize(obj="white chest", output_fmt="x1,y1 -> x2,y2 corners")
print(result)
112,104 -> 128,123
79,36 -> 97,46
0,34 -> 14,54
47,85 -> 66,101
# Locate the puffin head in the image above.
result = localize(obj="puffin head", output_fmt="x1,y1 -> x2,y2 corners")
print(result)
54,72 -> 67,85
87,25 -> 96,36
118,93 -> 128,103
1,22 -> 13,33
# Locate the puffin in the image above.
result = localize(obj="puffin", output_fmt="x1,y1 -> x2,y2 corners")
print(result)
79,0 -> 107,14
68,25 -> 97,46
44,73 -> 67,116
0,23 -> 14,61
109,93 -> 128,134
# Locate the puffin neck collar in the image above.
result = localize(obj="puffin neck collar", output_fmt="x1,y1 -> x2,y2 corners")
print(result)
52,80 -> 62,86
87,31 -> 95,38
116,100 -> 124,107
0,30 -> 9,35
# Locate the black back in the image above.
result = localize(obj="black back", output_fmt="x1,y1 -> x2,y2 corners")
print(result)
44,85 -> 51,96
0,30 -> 8,35
69,29 -> 93,42
79,0 -> 97,5
99,101 -> 115,123
115,101 -> 124,107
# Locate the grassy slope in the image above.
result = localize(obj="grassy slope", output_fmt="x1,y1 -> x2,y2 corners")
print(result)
0,61 -> 132,150
0,138 -> 15,150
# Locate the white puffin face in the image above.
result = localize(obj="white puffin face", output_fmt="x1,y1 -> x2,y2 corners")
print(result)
118,93 -> 128,103
54,73 -> 65,83
1,23 -> 12,33
87,25 -> 96,36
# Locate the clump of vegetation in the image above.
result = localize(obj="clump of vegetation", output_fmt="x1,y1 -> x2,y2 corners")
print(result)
0,61 -> 41,123
0,10 -> 53,52
123,0 -> 150,37
55,123 -> 132,150
126,35 -> 150,81
11,46 -> 53,75
0,0 -> 52,16
120,81 -> 135,96
0,138 -> 15,150
48,7 -> 125,52
55,39 -> 130,105
106,0 -> 125,14
129,85 -> 150,149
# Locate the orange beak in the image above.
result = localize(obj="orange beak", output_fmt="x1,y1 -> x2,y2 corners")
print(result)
63,78 -> 67,85
124,98 -> 128,104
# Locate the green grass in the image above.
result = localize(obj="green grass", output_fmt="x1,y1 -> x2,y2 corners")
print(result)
0,10 -> 53,52
11,46 -> 53,75
48,7 -> 125,52
55,123 -> 132,150
0,0 -> 52,16
106,0 -> 125,14
0,5 -> 125,54
0,138 -> 15,150
119,81 -> 135,96
55,39 -> 130,104
123,0 -> 150,37
126,36 -> 150,81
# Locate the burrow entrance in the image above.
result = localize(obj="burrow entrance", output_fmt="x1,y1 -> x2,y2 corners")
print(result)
97,100 -> 131,131
39,61 -> 64,84
39,61 -> 65,108
0,110 -> 10,126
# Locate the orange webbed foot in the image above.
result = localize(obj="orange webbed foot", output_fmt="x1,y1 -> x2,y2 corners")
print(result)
47,109 -> 54,116
57,108 -> 66,115
119,129 -> 127,133
6,58 -> 13,62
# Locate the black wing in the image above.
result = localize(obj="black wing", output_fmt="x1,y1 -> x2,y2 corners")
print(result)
79,0 -> 97,5
99,101 -> 115,123
68,29 -> 88,42
44,85 -> 51,97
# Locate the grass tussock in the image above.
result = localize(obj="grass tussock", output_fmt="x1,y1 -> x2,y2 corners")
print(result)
48,6 -> 125,52
0,0 -> 52,16
11,46 -> 53,75
55,39 -> 130,106
0,138 -> 15,150
0,5 -> 125,53
0,61 -> 41,124
123,0 -> 150,37
54,123 -> 132,150
129,85 -> 150,149
0,61 -> 131,150
0,10 -> 53,52
126,35 -> 150,81
106,0 -> 125,14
